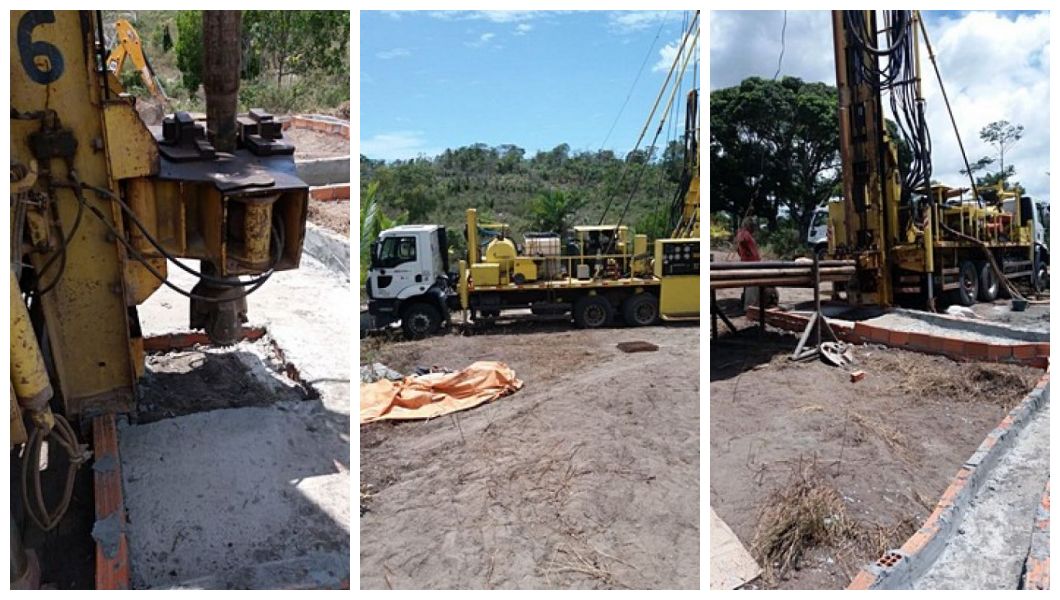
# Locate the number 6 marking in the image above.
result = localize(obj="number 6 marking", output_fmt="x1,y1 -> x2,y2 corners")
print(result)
18,11 -> 65,85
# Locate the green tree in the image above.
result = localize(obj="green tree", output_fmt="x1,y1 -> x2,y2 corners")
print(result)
528,189 -> 585,236
175,11 -> 203,94
710,76 -> 839,236
243,11 -> 349,87
980,120 -> 1024,182
359,182 -> 406,285
162,24 -> 173,52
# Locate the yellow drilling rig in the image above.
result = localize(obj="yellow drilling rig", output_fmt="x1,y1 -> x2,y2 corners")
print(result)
10,10 -> 309,588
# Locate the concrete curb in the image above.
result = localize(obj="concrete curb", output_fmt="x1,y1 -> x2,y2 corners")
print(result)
891,307 -> 1049,343
846,371 -> 1051,589
746,306 -> 1049,369
303,222 -> 350,281
296,156 -> 351,186
1021,479 -> 1051,590
281,115 -> 350,139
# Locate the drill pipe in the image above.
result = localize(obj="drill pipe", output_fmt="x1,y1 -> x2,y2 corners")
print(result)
203,11 -> 242,153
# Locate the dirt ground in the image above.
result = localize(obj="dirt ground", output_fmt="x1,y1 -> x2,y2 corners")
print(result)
284,127 -> 350,159
360,324 -> 700,589
709,329 -> 1041,589
307,199 -> 350,236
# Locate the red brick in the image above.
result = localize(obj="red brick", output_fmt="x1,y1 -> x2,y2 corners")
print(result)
965,341 -> 991,360
1013,344 -> 1037,359
988,345 -> 1012,360
940,337 -> 964,357
889,330 -> 910,346
1034,343 -> 1051,357
850,370 -> 866,383
908,332 -> 934,352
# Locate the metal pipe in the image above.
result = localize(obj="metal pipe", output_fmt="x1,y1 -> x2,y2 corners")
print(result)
10,270 -> 53,411
710,267 -> 855,279
202,11 -> 242,153
710,260 -> 855,270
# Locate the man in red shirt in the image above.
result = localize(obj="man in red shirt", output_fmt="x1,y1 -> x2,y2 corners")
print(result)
735,216 -> 777,310
735,216 -> 761,262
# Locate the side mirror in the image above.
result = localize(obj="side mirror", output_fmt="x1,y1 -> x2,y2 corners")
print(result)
369,241 -> 380,266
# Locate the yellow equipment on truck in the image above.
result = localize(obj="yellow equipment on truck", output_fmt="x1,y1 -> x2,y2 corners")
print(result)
829,10 -> 1047,308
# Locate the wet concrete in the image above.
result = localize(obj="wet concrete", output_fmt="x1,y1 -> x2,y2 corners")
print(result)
126,253 -> 350,588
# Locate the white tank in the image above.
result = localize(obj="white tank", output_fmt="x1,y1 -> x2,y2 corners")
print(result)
524,233 -> 561,279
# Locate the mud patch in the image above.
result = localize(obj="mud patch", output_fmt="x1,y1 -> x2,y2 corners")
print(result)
137,337 -> 312,423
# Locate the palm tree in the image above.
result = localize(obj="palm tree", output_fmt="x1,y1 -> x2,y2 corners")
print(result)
528,189 -> 585,239
359,182 -> 404,285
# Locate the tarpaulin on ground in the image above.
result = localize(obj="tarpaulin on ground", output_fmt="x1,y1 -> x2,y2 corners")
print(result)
360,361 -> 523,424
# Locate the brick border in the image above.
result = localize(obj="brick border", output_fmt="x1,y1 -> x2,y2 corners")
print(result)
309,183 -> 350,202
1021,479 -> 1050,590
281,115 -> 350,140
142,326 -> 267,353
746,306 -> 1049,369
93,414 -> 130,590
847,371 -> 1050,589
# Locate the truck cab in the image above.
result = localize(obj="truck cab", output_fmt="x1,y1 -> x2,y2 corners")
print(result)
366,225 -> 452,338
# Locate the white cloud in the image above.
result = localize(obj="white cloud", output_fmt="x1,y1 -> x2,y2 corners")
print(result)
381,11 -> 402,20
653,39 -> 679,72
376,48 -> 411,60
360,131 -> 439,161
709,10 -> 1051,203
515,23 -> 533,36
465,32 -> 496,48
431,11 -> 543,23
609,10 -> 683,33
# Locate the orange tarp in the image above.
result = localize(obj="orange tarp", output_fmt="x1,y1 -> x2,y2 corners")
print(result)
360,361 -> 524,424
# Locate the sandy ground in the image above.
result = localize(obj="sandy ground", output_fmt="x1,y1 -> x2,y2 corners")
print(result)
284,127 -> 350,160
914,403 -> 1051,589
308,199 -> 350,236
709,329 -> 1041,590
360,324 -> 700,589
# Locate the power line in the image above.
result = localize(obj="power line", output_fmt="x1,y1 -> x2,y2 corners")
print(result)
600,20 -> 666,150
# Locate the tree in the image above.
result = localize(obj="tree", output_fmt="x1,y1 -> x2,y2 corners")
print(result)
528,190 -> 585,236
960,155 -> 996,178
359,182 -> 405,285
175,11 -> 203,94
162,24 -> 173,53
710,76 -> 839,237
980,120 -> 1024,183
243,11 -> 349,87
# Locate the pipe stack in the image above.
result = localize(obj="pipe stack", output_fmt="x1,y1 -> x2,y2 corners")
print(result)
709,260 -> 856,289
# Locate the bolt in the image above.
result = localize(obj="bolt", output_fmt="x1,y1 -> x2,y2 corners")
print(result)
105,232 -> 117,243
92,137 -> 105,152
111,283 -> 123,295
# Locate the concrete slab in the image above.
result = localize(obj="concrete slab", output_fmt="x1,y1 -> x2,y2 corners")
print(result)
913,403 -> 1051,589
126,254 -> 351,588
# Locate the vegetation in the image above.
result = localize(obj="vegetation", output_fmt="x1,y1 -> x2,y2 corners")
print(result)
360,140 -> 689,254
359,182 -> 405,285
960,120 -> 1025,190
103,10 -> 349,115
710,77 -> 840,239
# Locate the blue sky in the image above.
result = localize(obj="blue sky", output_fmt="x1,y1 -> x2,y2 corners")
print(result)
360,10 -> 700,161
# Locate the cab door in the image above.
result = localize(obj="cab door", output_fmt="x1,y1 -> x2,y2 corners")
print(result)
369,235 -> 420,299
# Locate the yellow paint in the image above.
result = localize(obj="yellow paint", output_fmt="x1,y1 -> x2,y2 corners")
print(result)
10,271 -> 53,410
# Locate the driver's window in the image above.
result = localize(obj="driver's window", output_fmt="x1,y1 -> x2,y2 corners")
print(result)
379,236 -> 417,267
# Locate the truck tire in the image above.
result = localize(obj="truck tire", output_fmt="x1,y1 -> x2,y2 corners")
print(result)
977,261 -> 999,302
1034,262 -> 1049,293
573,296 -> 613,329
622,293 -> 659,326
954,260 -> 979,307
401,303 -> 441,339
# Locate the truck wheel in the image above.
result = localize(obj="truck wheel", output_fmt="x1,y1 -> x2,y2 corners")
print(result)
815,244 -> 828,262
401,303 -> 441,339
622,293 -> 659,326
573,296 -> 613,329
977,261 -> 999,302
954,260 -> 979,306
1034,263 -> 1049,293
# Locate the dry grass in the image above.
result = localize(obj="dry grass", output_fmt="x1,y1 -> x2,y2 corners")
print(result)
890,353 -> 1038,408
848,411 -> 913,463
752,457 -> 919,585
